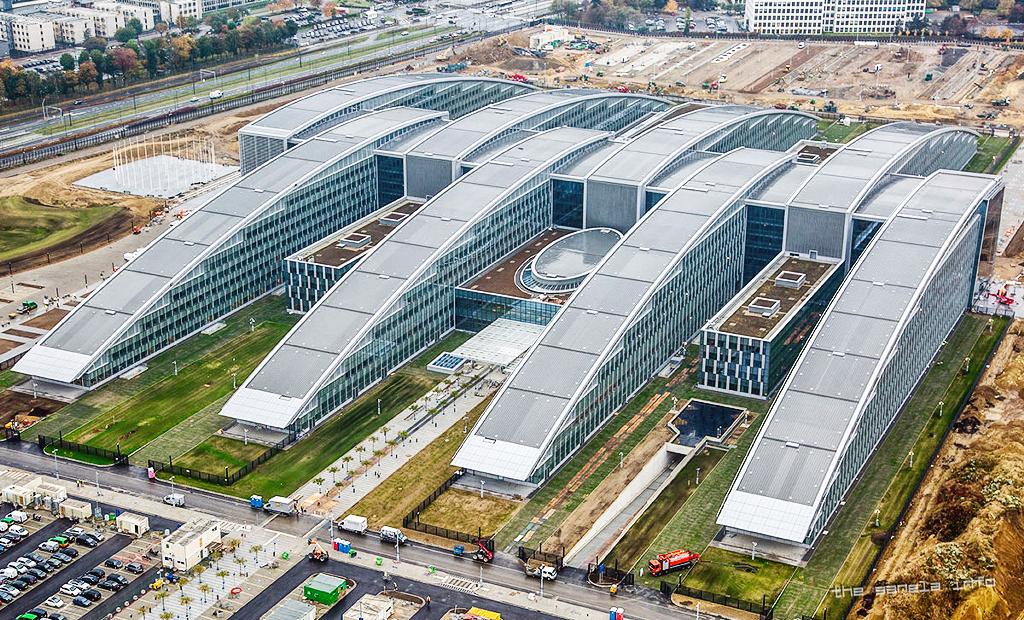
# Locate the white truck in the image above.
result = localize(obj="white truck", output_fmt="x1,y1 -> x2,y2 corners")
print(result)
379,526 -> 407,545
163,493 -> 185,507
524,559 -> 558,581
340,515 -> 368,535
265,496 -> 297,515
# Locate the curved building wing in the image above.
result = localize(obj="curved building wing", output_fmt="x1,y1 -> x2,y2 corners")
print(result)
224,127 -> 612,434
718,170 -> 1001,546
16,107 -> 448,386
239,75 -> 535,172
454,147 -> 800,483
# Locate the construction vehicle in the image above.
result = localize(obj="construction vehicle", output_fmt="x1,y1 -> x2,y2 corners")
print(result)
991,289 -> 1015,305
508,73 -> 530,83
524,558 -> 557,580
992,97 -> 1011,107
616,85 -> 630,93
471,538 -> 493,563
647,549 -> 700,577
15,300 -> 37,315
307,542 -> 328,562
822,100 -> 838,113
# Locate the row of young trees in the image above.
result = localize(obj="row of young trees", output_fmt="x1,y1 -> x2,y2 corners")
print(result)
551,0 -> 715,30
0,12 -> 298,106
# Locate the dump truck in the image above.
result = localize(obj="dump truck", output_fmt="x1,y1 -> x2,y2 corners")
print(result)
524,558 -> 558,580
647,549 -> 700,577
15,300 -> 37,315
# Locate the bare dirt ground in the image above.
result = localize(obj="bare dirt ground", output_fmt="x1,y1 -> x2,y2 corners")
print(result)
0,389 -> 64,428
22,308 -> 68,330
541,398 -> 673,554
457,29 -> 1024,128
856,321 -> 1024,620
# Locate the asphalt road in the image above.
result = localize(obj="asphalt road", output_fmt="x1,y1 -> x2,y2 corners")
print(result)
311,525 -> 693,620
232,555 -> 562,620
0,441 -> 320,537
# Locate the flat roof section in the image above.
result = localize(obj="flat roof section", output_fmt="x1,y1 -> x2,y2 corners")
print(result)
463,229 -> 572,302
291,202 -> 421,268
710,257 -> 839,339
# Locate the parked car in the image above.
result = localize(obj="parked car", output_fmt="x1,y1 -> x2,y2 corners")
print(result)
109,573 -> 128,585
19,571 -> 38,583
61,548 -> 78,559
0,589 -> 13,603
52,553 -> 72,563
98,579 -> 121,591
124,562 -> 144,574
81,588 -> 101,602
71,596 -> 91,608
17,556 -> 37,568
86,567 -> 105,578
77,573 -> 99,585
9,526 -> 28,538
28,568 -> 47,580
43,559 -> 61,571
59,583 -> 82,597
77,536 -> 98,549
44,595 -> 65,608
27,608 -> 50,618
103,559 -> 123,570
27,553 -> 45,564
50,615 -> 68,620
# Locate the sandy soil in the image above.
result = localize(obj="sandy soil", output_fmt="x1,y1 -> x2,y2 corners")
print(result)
22,308 -> 68,330
459,28 -> 1024,128
857,321 -> 1024,620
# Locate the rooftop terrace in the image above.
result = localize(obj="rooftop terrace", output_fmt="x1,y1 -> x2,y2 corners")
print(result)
711,256 -> 838,339
290,202 -> 421,268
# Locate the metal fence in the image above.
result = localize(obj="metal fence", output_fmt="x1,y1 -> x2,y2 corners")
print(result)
39,433 -> 128,466
518,545 -> 565,572
401,469 -> 495,547
0,24 -> 536,171
587,562 -> 635,586
661,581 -> 774,619
148,438 -> 285,486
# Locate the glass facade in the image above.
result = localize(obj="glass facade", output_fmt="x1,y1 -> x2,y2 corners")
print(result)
699,263 -> 845,397
79,118 -> 438,386
743,205 -> 785,282
376,155 -> 405,208
807,206 -> 985,543
290,145 -> 602,436
551,179 -> 584,229
285,259 -> 358,313
530,201 -> 748,483
454,288 -> 559,332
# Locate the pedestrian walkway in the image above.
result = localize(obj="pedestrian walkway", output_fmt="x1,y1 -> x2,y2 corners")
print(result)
292,364 -> 506,520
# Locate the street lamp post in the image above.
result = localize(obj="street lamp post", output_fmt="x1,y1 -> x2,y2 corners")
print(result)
751,541 -> 757,561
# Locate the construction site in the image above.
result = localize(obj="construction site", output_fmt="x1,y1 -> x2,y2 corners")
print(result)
445,30 -> 1024,127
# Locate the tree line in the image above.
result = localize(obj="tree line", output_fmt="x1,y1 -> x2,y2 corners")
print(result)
0,10 -> 298,107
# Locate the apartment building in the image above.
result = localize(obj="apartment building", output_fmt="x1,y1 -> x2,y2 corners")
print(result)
94,0 -> 156,30
745,0 -> 924,35
0,13 -> 56,52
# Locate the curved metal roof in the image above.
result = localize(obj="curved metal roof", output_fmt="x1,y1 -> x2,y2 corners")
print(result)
398,89 -> 669,163
719,170 -> 1000,545
241,75 -> 535,141
454,148 -> 794,481
223,127 -> 610,429
15,107 -> 445,384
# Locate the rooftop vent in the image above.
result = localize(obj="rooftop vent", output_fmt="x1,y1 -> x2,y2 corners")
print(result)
748,297 -> 781,318
338,232 -> 370,249
775,270 -> 806,289
380,212 -> 409,228
796,152 -> 820,164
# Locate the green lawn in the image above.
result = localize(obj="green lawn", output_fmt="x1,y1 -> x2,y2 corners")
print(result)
604,447 -> 726,569
0,197 -> 122,263
0,371 -> 23,390
32,298 -> 296,461
168,367 -> 439,498
172,435 -> 268,472
636,412 -> 767,588
774,314 -> 1006,619
816,119 -> 877,143
682,547 -> 795,604
965,134 -> 1018,174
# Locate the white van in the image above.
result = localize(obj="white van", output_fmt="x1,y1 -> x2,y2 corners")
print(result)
7,511 -> 28,523
208,90 -> 224,100
379,526 -> 407,545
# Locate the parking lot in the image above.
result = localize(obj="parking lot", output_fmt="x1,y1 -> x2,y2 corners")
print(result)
0,503 -> 158,619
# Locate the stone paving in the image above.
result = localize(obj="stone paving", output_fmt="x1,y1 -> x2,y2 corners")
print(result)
292,364 -> 506,520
